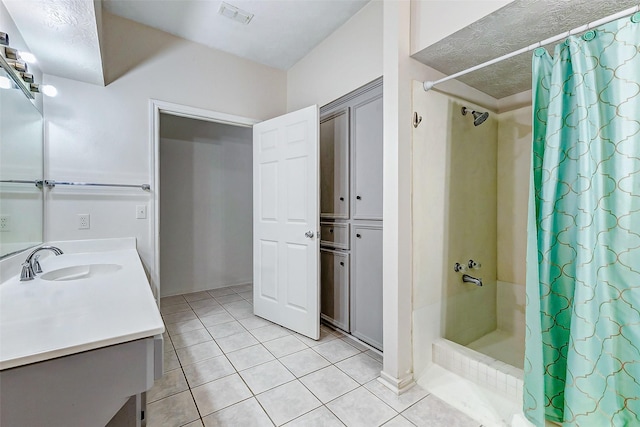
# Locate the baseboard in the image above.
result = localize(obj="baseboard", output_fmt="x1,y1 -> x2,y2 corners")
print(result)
378,371 -> 415,395
160,281 -> 252,298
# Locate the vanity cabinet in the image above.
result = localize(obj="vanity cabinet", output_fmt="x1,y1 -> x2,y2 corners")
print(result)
319,78 -> 383,350
0,336 -> 161,427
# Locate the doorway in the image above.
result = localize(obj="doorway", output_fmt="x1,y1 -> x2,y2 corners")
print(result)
149,100 -> 258,300
159,114 -> 253,296
150,100 -> 320,339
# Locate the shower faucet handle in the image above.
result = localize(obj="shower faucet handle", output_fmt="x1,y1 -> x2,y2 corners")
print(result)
468,259 -> 481,269
453,263 -> 467,273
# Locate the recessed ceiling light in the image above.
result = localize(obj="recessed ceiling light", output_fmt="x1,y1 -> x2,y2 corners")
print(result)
218,2 -> 254,25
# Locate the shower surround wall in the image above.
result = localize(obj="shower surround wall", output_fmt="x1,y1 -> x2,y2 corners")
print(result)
495,106 -> 531,356
444,98 -> 498,346
412,80 -> 532,381
159,115 -> 253,296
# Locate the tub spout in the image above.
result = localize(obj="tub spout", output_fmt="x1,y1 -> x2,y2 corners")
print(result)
462,274 -> 482,287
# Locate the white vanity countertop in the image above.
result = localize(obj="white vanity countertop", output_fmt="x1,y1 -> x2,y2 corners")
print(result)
0,238 -> 164,370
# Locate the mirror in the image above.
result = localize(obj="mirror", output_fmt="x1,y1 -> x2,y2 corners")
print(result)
0,65 -> 44,258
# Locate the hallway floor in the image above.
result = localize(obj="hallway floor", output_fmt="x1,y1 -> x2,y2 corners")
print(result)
152,285 -> 482,426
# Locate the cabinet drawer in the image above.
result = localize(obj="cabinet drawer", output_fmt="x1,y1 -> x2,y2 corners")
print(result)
320,222 -> 350,249
320,249 -> 350,332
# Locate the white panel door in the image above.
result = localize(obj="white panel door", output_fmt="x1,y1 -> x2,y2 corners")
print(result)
253,105 -> 320,340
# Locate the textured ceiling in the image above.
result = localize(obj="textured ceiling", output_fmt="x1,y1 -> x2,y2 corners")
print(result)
412,0 -> 640,99
102,0 -> 370,70
2,0 -> 104,85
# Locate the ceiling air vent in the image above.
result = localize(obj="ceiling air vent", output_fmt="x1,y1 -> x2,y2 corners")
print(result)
218,2 -> 254,25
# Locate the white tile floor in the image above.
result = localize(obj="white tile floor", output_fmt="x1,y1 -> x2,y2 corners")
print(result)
151,285 -> 482,427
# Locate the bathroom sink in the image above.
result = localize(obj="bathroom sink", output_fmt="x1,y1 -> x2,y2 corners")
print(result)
40,264 -> 122,281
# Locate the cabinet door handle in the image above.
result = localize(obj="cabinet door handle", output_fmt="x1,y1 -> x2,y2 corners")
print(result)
356,195 -> 361,200
329,228 -> 333,233
339,197 -> 344,201
356,233 -> 362,238
340,261 -> 344,266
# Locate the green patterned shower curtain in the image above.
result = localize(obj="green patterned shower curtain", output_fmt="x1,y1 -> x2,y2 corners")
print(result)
524,13 -> 640,427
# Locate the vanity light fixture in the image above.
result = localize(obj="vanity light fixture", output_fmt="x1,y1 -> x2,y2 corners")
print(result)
218,2 -> 254,25
20,72 -> 33,83
3,46 -> 17,60
28,83 -> 56,96
0,31 -> 40,97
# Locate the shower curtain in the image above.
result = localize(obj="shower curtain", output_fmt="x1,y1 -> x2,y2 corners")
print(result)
524,13 -> 640,426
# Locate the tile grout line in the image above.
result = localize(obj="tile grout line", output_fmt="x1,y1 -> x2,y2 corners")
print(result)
246,324 -> 390,426
194,287 -> 274,426
157,286 -> 395,427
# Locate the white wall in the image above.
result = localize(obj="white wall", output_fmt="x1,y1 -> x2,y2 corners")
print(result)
410,0 -> 513,55
286,0 -> 383,112
43,12 -> 286,296
159,115 -> 252,296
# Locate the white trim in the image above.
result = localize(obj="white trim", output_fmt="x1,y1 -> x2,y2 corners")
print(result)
378,371 -> 415,395
149,99 -> 260,302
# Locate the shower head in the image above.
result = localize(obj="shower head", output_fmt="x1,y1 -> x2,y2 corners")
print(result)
461,107 -> 489,126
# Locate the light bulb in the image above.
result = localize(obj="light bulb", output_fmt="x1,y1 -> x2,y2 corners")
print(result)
0,76 -> 11,89
42,84 -> 57,97
19,51 -> 36,63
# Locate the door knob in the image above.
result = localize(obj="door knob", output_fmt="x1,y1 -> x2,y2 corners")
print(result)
356,233 -> 362,238
356,195 -> 361,200
339,197 -> 344,201
305,231 -> 314,239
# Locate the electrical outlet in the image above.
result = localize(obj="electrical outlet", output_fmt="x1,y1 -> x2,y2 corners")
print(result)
78,214 -> 90,230
136,205 -> 147,219
0,215 -> 11,232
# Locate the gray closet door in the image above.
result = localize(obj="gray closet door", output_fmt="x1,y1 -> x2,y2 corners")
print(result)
352,94 -> 383,221
351,225 -> 383,350
320,109 -> 349,219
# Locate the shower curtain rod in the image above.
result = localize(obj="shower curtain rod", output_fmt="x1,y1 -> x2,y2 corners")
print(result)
423,5 -> 640,91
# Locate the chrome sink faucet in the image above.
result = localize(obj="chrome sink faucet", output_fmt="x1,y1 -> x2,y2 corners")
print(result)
20,246 -> 64,281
